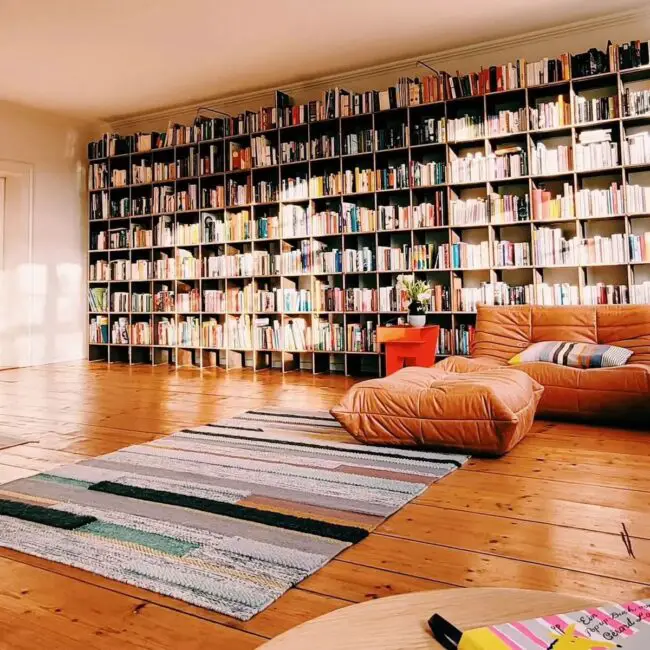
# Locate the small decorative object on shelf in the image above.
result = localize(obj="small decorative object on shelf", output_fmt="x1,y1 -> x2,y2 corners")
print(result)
397,275 -> 430,327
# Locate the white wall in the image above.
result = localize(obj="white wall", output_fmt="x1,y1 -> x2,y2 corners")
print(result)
0,101 -> 101,367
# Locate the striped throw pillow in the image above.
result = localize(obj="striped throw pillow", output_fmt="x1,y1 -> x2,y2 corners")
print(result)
509,341 -> 633,369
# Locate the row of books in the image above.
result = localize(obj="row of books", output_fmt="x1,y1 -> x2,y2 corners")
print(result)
87,38 -> 650,160
450,194 -> 530,225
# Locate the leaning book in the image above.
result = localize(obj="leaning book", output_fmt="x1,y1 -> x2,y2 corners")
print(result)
431,600 -> 650,649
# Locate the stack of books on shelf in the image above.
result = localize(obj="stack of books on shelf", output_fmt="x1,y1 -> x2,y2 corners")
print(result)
413,198 -> 446,228
157,317 -> 177,346
487,108 -> 527,136
281,177 -> 309,201
457,282 -> 533,312
583,283 -> 629,305
90,192 -> 109,220
131,322 -> 151,345
412,244 -> 438,270
574,95 -> 618,123
226,210 -> 252,240
455,324 -> 475,355
89,316 -> 108,343
255,318 -> 281,350
448,152 -> 486,184
487,146 -> 528,180
538,282 -> 579,305
377,245 -> 411,271
490,193 -> 530,223
281,204 -> 310,237
131,224 -> 153,248
154,287 -> 175,312
437,328 -> 452,355
309,172 -> 342,198
314,281 -> 343,312
531,142 -> 572,175
281,139 -> 308,163
131,260 -> 151,281
628,231 -> 650,262
314,320 -> 344,352
251,135 -> 277,167
410,161 -> 445,186
202,318 -> 224,348
89,260 -> 110,282
284,318 -> 311,351
526,54 -> 570,86
625,184 -> 650,214
343,128 -> 374,155
347,322 -> 377,352
344,247 -> 374,272
631,282 -> 650,304
575,129 -> 619,171
623,130 -> 650,165
111,292 -> 129,313
579,233 -> 628,265
227,314 -> 253,349
437,241 -> 490,269
88,287 -> 108,312
379,205 -> 411,230
342,204 -> 376,233
447,115 -> 483,142
493,240 -> 531,267
178,317 -> 200,346
177,288 -> 201,312
154,253 -> 175,280
111,317 -> 129,344
378,286 -> 408,312
412,118 -> 446,145
529,96 -> 570,130
532,184 -> 575,220
132,293 -> 152,313
346,288 -> 377,312
623,88 -> 650,117
203,290 -> 226,313
534,228 -> 579,266
575,183 -> 623,218
176,222 -> 200,245
110,259 -> 130,281
255,214 -> 280,239
281,288 -> 312,312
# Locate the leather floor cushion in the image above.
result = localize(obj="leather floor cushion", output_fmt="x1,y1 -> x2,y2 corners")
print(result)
330,366 -> 544,456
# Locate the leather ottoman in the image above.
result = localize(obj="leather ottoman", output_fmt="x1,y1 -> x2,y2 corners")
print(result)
330,366 -> 543,456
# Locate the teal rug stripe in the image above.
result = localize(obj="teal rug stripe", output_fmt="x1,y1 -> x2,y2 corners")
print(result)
80,520 -> 199,557
35,474 -> 93,488
0,498 -> 96,530
88,481 -> 369,544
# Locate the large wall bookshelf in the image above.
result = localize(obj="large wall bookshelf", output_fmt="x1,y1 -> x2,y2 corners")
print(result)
88,39 -> 650,375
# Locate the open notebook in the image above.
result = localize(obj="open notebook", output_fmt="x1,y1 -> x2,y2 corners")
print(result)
429,600 -> 650,649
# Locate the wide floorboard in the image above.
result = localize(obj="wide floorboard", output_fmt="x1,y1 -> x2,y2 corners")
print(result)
0,362 -> 648,649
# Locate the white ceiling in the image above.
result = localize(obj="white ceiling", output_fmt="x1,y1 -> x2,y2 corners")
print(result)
0,0 -> 645,122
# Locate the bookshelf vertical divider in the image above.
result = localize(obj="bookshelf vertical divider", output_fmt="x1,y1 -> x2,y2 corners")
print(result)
88,64 -> 650,375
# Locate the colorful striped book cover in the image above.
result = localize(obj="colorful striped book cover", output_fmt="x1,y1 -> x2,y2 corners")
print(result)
431,600 -> 650,649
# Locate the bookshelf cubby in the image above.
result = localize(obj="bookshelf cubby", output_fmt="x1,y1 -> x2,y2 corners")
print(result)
88,44 -> 650,375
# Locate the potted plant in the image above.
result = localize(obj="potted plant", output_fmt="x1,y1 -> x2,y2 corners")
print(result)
396,275 -> 430,327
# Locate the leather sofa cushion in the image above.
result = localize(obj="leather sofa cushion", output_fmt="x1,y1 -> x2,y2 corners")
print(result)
330,366 -> 543,456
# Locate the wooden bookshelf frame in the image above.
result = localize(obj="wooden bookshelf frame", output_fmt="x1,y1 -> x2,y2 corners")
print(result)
88,65 -> 650,375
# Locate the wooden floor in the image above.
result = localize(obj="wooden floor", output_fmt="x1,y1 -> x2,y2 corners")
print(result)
0,362 -> 648,649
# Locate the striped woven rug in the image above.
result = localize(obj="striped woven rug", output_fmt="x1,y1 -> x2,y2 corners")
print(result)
0,408 -> 468,620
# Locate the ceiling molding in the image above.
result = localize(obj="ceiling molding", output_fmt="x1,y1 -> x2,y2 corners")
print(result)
108,7 -> 649,129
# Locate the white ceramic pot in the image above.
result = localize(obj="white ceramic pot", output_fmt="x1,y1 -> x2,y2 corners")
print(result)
407,314 -> 427,327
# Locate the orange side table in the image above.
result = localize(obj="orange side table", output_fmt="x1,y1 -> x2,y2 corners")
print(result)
377,325 -> 440,376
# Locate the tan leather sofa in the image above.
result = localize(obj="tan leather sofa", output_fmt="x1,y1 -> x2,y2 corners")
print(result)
437,304 -> 650,424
